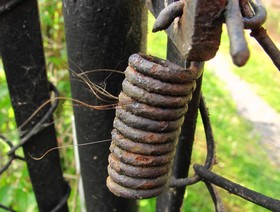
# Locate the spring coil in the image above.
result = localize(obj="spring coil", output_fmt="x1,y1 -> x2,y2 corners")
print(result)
107,53 -> 200,199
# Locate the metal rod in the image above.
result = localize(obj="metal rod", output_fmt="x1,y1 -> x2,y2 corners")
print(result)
250,28 -> 280,71
156,39 -> 204,212
204,181 -> 226,212
224,0 -> 250,66
240,0 -> 280,71
194,164 -> 280,211
169,95 -> 216,188
152,1 -> 184,32
0,0 -> 69,211
63,0 -> 147,211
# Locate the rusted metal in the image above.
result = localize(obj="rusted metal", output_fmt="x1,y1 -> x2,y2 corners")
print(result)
250,28 -> 280,71
107,177 -> 166,199
169,96 -> 216,188
114,118 -> 181,144
111,130 -> 177,155
116,109 -> 185,132
240,0 -> 280,71
108,166 -> 169,189
128,53 -> 196,83
147,0 -> 225,61
224,0 -> 250,66
107,54 -> 200,199
118,92 -> 189,121
122,79 -> 192,108
152,1 -> 184,32
193,164 -> 280,211
109,154 -> 172,178
110,143 -> 175,167
125,66 -> 194,96
243,0 -> 267,29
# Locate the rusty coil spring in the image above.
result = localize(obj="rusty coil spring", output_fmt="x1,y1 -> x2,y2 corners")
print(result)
107,53 -> 199,199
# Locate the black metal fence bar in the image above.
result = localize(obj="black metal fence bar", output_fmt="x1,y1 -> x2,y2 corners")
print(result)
156,39 -> 204,212
0,0 -> 69,211
63,0 -> 147,211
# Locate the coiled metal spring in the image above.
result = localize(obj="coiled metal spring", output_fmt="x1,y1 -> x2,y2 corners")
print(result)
107,53 -> 200,199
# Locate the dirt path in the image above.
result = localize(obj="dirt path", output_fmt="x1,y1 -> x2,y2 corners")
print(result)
207,52 -> 280,167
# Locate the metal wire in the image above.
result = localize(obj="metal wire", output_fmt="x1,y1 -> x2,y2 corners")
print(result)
194,164 -> 280,211
169,95 -> 216,187
0,204 -> 16,212
0,0 -> 25,15
7,83 -> 59,155
0,134 -> 24,176
50,181 -> 71,212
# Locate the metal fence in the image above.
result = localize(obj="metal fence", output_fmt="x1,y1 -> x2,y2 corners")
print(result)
0,0 -> 280,211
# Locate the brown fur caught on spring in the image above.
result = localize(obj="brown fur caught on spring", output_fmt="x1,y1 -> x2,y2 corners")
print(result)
107,53 -> 201,199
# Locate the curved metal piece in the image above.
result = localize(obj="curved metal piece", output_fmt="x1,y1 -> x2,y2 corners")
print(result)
118,92 -> 189,121
111,129 -> 177,155
106,177 -> 166,199
0,135 -> 15,176
125,66 -> 194,96
116,108 -> 185,133
243,1 -> 267,29
169,95 -> 216,187
128,54 -> 196,83
240,0 -> 280,71
194,164 -> 280,211
152,1 -> 184,32
122,79 -> 192,108
113,117 -> 181,144
108,166 -> 169,189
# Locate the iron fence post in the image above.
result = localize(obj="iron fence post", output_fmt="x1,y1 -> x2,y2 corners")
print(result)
0,0 -> 69,211
62,1 -> 147,211
156,39 -> 203,212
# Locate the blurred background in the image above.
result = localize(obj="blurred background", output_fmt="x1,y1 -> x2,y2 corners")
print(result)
0,0 -> 280,211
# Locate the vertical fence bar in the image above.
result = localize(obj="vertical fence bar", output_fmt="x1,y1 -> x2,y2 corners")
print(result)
63,1 -> 147,211
156,39 -> 203,211
0,0 -> 69,211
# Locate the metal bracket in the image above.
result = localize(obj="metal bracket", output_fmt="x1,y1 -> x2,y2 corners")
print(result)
146,0 -> 226,61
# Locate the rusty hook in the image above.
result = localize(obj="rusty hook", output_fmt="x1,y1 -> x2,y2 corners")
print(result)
243,0 -> 267,29
152,1 -> 184,32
